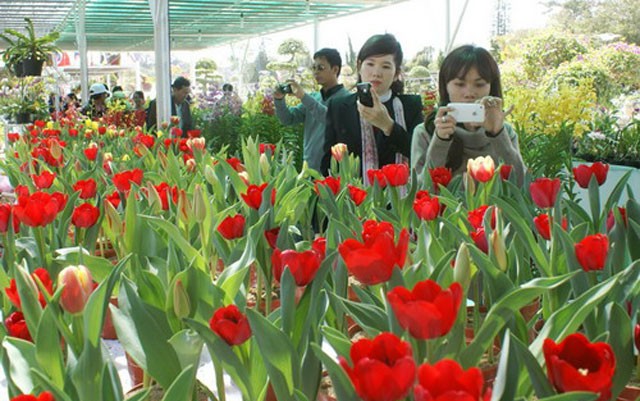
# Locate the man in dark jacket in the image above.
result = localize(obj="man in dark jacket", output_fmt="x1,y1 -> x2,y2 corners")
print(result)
147,76 -> 193,135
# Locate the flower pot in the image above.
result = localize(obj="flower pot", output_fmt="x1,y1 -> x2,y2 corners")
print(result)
519,297 -> 540,322
13,61 -> 25,77
125,352 -> 144,387
21,58 -> 44,77
15,112 -> 32,124
617,385 -> 640,401
481,364 -> 498,394
101,297 -> 118,340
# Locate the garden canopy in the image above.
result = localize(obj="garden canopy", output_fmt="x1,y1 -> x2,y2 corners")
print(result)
0,0 -> 407,51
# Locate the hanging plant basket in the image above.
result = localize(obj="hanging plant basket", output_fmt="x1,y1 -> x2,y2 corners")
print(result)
21,58 -> 44,76
14,112 -> 32,124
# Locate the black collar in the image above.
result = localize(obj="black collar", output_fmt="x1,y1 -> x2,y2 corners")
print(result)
321,84 -> 344,101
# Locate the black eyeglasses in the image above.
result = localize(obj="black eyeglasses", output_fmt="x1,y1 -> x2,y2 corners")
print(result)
311,64 -> 327,72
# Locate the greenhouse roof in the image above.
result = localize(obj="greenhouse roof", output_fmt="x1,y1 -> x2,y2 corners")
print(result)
0,0 -> 407,51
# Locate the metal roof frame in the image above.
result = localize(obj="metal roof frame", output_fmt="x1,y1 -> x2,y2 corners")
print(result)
0,0 -> 408,51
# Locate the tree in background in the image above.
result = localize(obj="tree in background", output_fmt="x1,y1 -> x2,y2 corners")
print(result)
277,38 -> 310,66
544,0 -> 640,44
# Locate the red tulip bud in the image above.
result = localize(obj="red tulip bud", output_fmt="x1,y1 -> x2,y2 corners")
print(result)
58,265 -> 93,314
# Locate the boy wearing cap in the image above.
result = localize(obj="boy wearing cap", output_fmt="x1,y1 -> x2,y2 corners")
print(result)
81,83 -> 110,119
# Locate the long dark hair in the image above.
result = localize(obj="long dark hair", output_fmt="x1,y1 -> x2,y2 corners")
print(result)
438,45 -> 502,106
427,45 -> 502,171
357,33 -> 404,94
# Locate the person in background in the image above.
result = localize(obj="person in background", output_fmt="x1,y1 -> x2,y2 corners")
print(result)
109,85 -> 132,111
214,83 -> 243,116
275,48 -> 349,172
63,93 -> 80,111
146,76 -> 193,136
411,45 -> 525,185
321,34 -> 423,181
131,90 -> 147,127
81,83 -> 110,119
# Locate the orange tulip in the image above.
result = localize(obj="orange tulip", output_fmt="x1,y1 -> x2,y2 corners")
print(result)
58,265 -> 93,314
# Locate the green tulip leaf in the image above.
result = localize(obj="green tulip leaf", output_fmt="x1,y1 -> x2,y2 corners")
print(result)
185,318 -> 259,401
605,302 -> 633,399
509,332 -> 555,398
246,308 -> 299,401
320,326 -> 352,360
460,273 -> 574,367
310,342 -> 355,401
143,215 -> 206,270
30,369 -> 74,401
535,392 -> 597,401
2,338 -> 36,395
161,364 -> 197,401
168,329 -> 204,371
328,292 -> 388,335
100,361 -> 125,401
34,307 -> 64,388
492,331 -> 519,401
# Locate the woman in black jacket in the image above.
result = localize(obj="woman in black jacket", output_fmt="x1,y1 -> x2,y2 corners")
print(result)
321,34 -> 423,184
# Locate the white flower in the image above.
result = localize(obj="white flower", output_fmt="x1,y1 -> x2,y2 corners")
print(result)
587,131 -> 606,141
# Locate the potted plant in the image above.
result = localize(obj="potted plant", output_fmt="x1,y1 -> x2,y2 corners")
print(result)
0,17 -> 60,77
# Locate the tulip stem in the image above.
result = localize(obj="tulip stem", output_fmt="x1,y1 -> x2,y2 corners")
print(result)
2,233 -> 15,272
214,356 -> 226,401
34,226 -> 48,270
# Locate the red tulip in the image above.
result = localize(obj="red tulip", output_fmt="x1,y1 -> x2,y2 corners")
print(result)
106,191 -> 121,208
83,147 -> 98,161
217,215 -> 246,240
241,183 -> 268,210
314,176 -> 341,195
153,182 -> 179,210
0,204 -> 16,233
4,267 -> 54,309
635,324 -> 640,353
543,333 -> 615,401
272,247 -> 323,286
387,280 -> 462,339
575,234 -> 608,271
467,156 -> 495,183
226,157 -> 246,172
381,163 -> 409,187
366,169 -> 387,188
470,227 -> 488,253
468,205 -> 496,230
414,359 -> 487,401
10,392 -> 55,401
413,190 -> 440,221
13,192 -> 60,227
573,162 -> 609,188
209,305 -> 251,346
7,132 -> 20,142
530,178 -> 561,209
339,332 -> 416,401
606,207 -> 627,232
97,126 -> 107,135
259,143 -> 276,155
429,166 -> 452,189
73,178 -> 97,199
71,203 -> 100,228
312,237 -> 326,259
264,227 -> 280,249
112,168 -> 144,192
339,221 -> 409,285
5,311 -> 33,342
50,192 -> 68,213
533,213 -> 568,241
348,185 -> 367,206
187,129 -> 201,138
499,164 -> 513,180
58,265 -> 93,314
31,171 -> 56,189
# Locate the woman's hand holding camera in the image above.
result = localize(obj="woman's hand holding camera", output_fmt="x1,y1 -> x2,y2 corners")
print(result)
357,89 -> 395,135
435,106 -> 455,140
480,96 -> 513,136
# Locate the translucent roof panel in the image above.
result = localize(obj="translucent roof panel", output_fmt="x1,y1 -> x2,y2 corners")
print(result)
0,0 -> 407,51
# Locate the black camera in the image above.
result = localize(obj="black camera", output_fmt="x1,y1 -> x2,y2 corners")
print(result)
356,82 -> 374,107
277,83 -> 293,94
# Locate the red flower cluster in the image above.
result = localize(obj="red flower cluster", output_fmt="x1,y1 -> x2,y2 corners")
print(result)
13,191 -> 63,227
338,220 -> 409,285
314,176 -> 341,196
4,267 -> 54,310
468,205 -> 496,231
73,178 -> 98,199
367,163 -> 410,188
533,213 -> 568,241
259,143 -> 276,155
606,207 -> 627,232
572,162 -> 609,188
413,190 -> 440,221
387,280 -> 462,339
271,237 -> 326,286
217,215 -> 246,240
209,305 -> 251,346
0,203 -> 20,234
414,359 -> 490,401
112,168 -> 144,193
428,166 -> 452,190
347,184 -> 367,206
340,332 -> 416,401
543,333 -> 615,401
10,391 -> 55,401
5,311 -> 32,342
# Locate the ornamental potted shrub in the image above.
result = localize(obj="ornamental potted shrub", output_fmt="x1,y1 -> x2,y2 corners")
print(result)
0,17 -> 60,77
